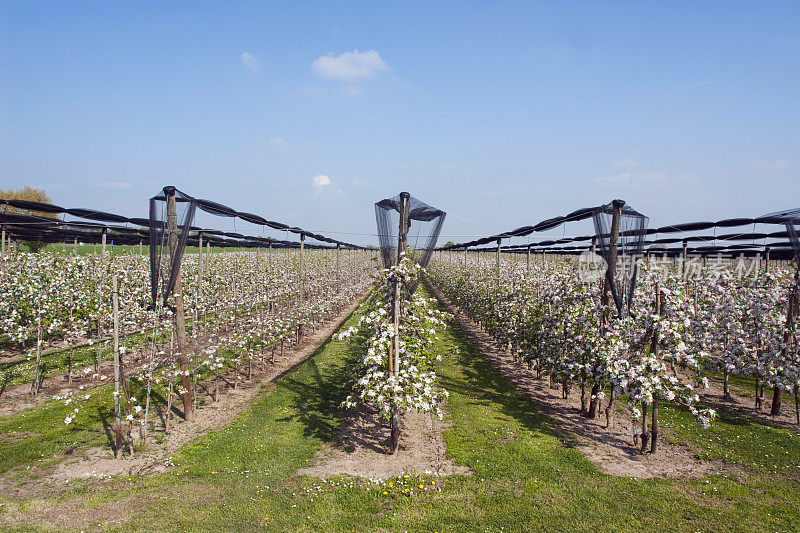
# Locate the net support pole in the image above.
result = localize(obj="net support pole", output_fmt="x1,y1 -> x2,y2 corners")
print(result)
0,225 -> 5,256
73,237 -> 78,255
166,189 -> 194,421
496,238 -> 501,287
650,281 -> 662,454
113,274 -> 123,459
464,246 -> 468,270
765,246 -> 770,273
336,243 -> 341,293
682,240 -> 688,277
102,227 -> 107,255
602,200 -> 623,312
526,245 -> 530,271
299,233 -> 305,302
390,192 -> 410,454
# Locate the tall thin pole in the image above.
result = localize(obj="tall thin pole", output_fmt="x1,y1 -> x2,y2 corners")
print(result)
113,274 -> 123,458
390,192 -> 410,454
1,225 -> 5,256
496,238 -> 501,287
102,227 -> 108,255
682,240 -> 688,277
166,188 -> 194,421
299,233 -> 305,301
602,200 -> 623,313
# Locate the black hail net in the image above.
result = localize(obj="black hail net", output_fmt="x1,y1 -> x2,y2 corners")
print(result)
149,186 -> 197,310
592,199 -> 649,317
764,208 -> 800,270
375,192 -> 446,293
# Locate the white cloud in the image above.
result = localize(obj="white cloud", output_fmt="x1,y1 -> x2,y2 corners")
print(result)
241,52 -> 260,72
311,49 -> 389,81
610,158 -> 637,168
268,137 -> 316,154
596,171 -> 667,187
311,174 -> 331,194
98,181 -> 132,190
694,81 -> 712,87
269,136 -> 293,153
751,159 -> 787,171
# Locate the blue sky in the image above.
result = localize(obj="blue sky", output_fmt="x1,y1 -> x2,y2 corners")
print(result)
1,1 -> 799,246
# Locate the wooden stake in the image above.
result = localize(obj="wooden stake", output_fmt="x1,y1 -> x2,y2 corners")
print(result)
166,188 -> 194,421
30,304 -> 43,395
651,282 -> 662,454
68,293 -> 74,385
390,192 -> 410,454
113,274 -> 123,458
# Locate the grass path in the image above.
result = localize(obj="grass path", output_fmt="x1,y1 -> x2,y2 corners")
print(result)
2,288 -> 799,531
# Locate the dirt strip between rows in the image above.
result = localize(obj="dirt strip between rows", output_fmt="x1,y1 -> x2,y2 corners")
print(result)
425,279 -> 727,479
1,291 -> 369,498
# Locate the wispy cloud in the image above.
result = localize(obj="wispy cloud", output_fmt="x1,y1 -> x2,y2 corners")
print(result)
98,181 -> 132,190
311,49 -> 389,81
269,136 -> 293,153
751,158 -> 787,171
610,158 -> 637,168
241,52 -> 260,72
268,137 -> 316,155
596,171 -> 667,187
311,174 -> 331,195
694,81 -> 712,87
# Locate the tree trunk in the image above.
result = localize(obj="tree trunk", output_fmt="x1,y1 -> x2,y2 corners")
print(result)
640,402 -> 650,453
588,382 -> 601,418
650,397 -> 659,454
770,387 -> 783,417
723,368 -> 730,399
605,389 -> 615,428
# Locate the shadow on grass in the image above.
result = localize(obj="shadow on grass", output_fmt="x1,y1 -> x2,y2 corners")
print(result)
275,328 -> 368,445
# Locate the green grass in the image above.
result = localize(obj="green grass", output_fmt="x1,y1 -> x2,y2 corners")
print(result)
0,379 -> 177,477
1,287 -> 799,531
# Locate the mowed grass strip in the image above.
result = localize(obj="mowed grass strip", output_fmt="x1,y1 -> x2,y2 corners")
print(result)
3,289 -> 799,532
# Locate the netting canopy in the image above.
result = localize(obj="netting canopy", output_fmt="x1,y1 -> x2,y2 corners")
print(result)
763,208 -> 800,269
149,187 -> 197,310
592,199 -> 649,317
375,192 -> 446,288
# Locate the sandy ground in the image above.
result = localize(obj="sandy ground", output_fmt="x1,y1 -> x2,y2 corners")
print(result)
426,280 -> 730,480
0,292 -> 367,499
299,404 -> 471,480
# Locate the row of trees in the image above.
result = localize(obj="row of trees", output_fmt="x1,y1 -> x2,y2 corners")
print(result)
428,252 -> 799,452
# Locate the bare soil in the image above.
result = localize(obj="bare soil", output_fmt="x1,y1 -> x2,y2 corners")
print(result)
427,280 -> 728,480
697,374 -> 800,431
0,299 -> 338,416
299,404 -> 471,480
